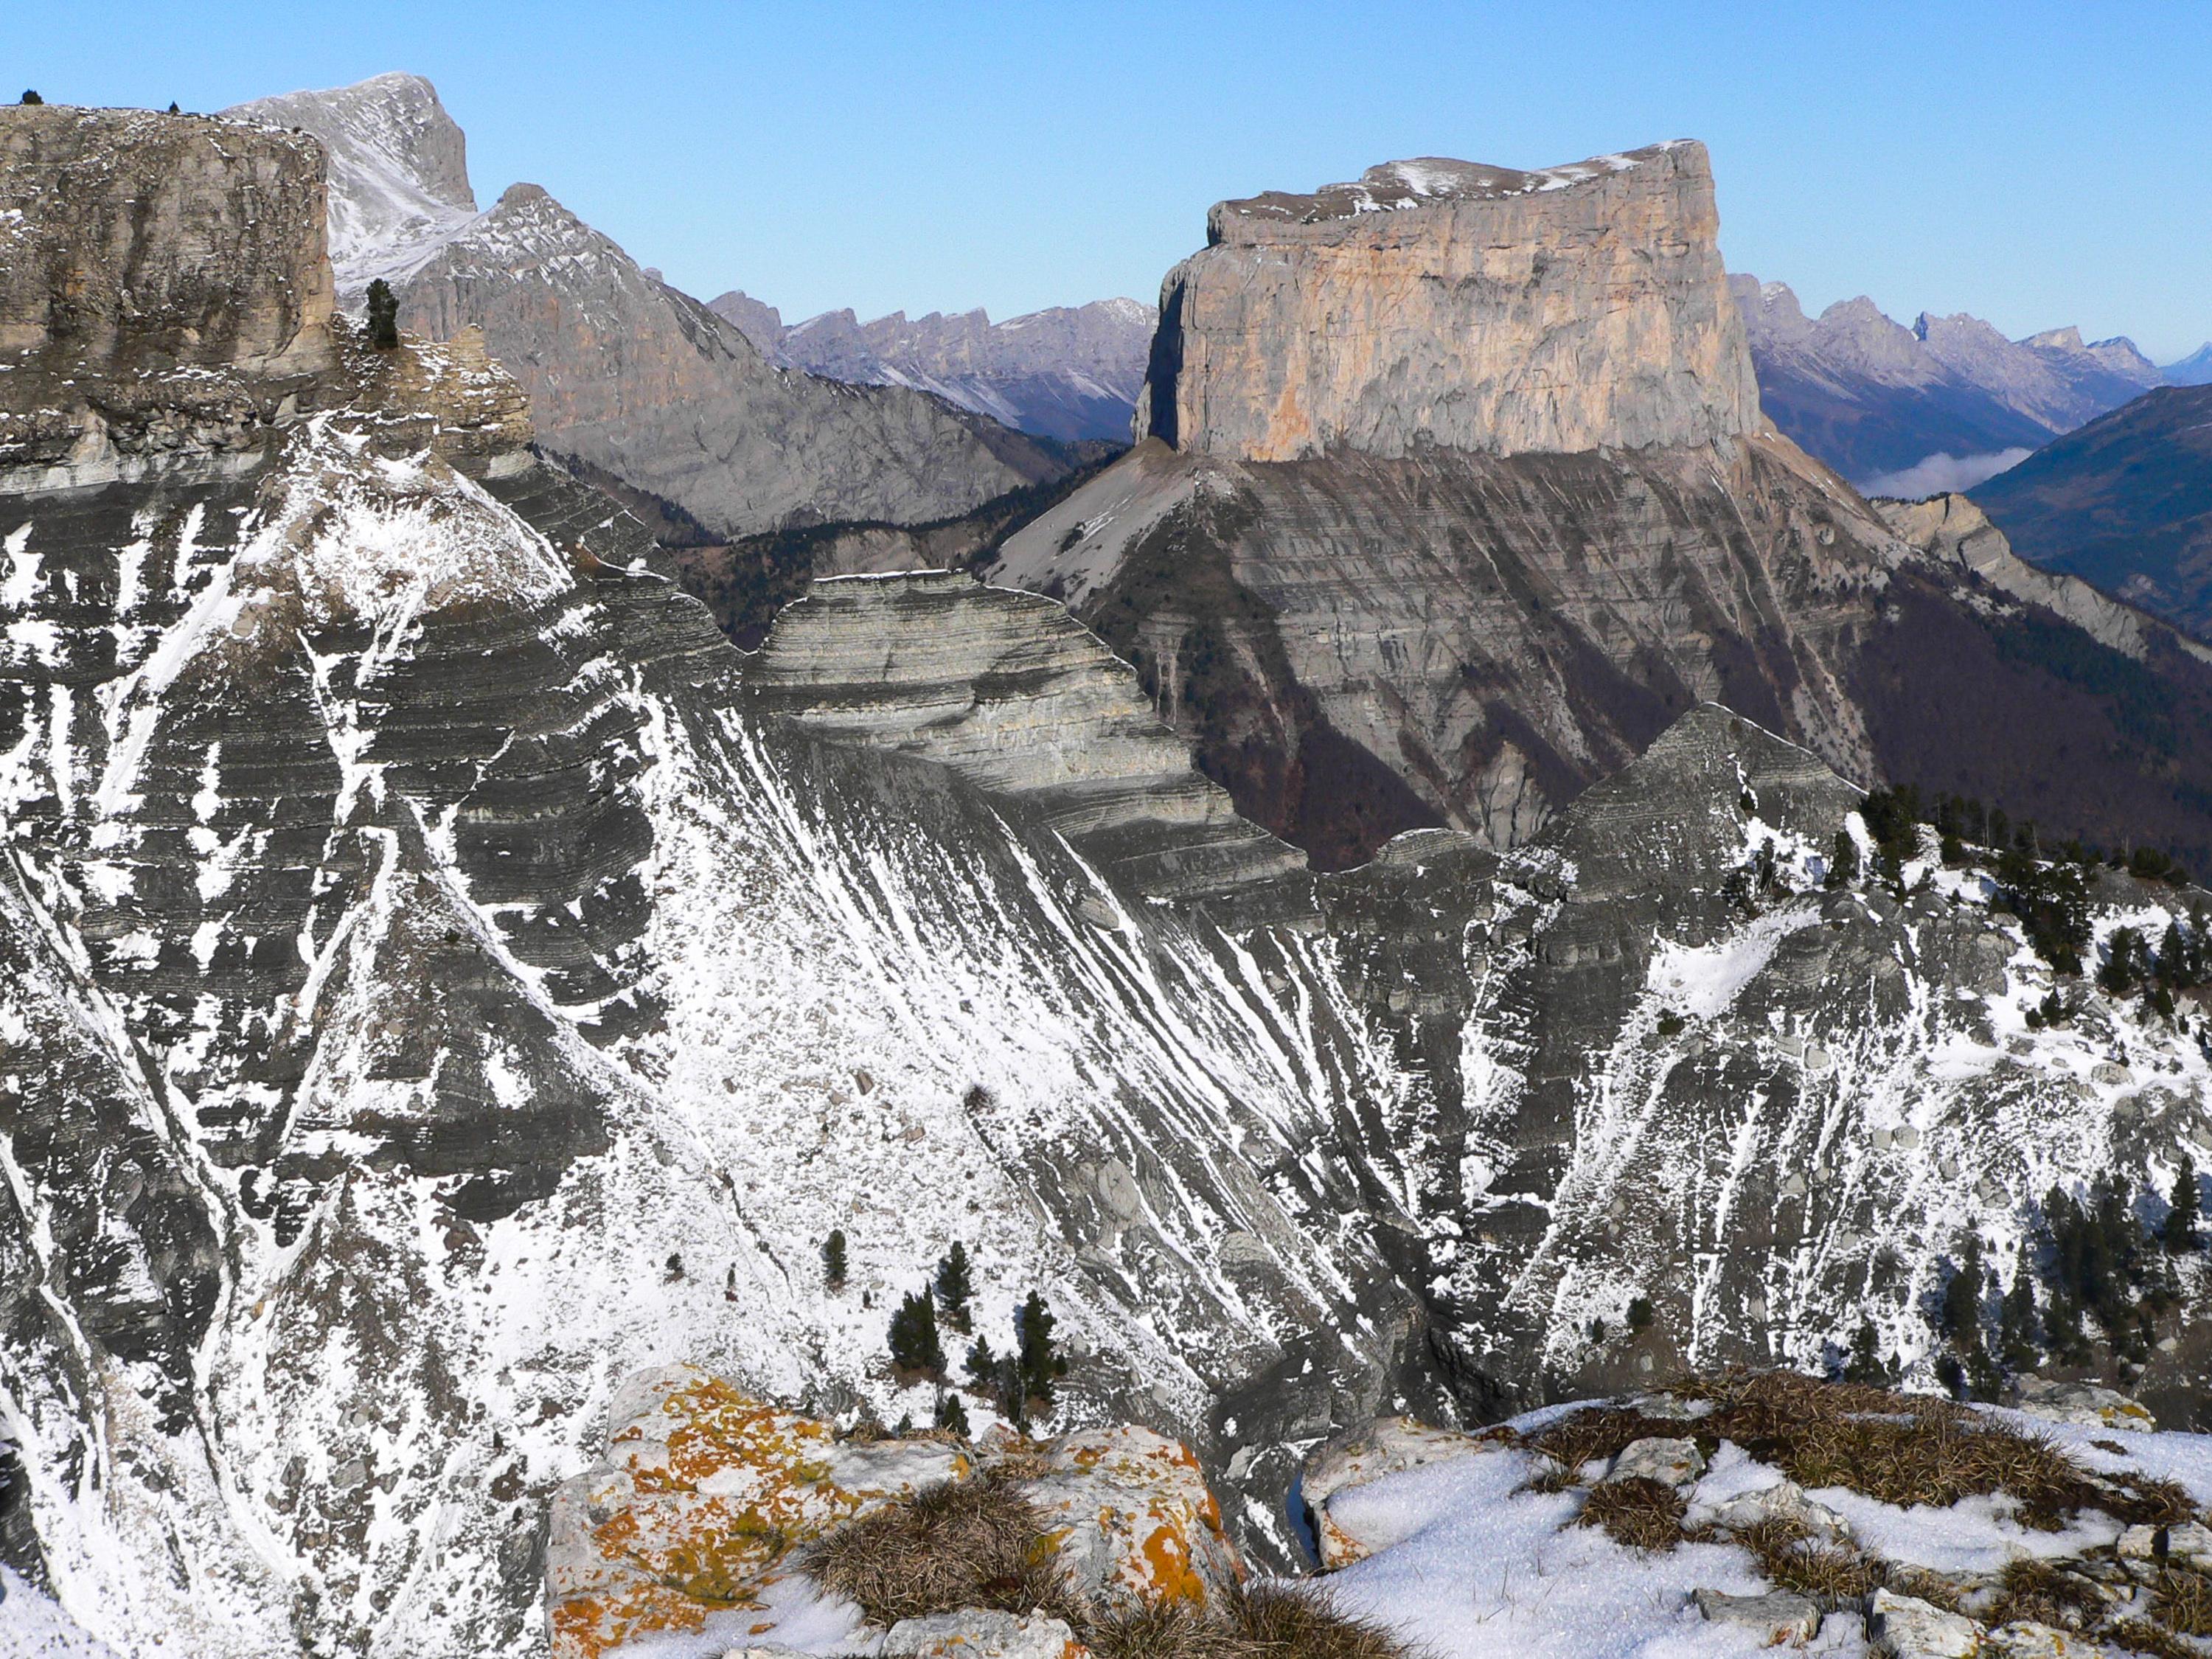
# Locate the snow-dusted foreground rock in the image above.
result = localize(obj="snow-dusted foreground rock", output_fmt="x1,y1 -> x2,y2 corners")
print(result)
1315,1383 -> 2212,1659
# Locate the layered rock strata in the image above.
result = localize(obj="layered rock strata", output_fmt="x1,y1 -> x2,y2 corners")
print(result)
1135,145 -> 1760,461
0,102 -> 337,489
1001,148 -> 2212,872
18,106 -> 2212,1659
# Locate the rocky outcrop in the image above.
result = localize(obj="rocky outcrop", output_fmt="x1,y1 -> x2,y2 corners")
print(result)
549,1371 -> 1240,1658
1969,383 -> 2212,643
1733,274 -> 2168,487
746,573 -> 1302,897
1878,491 -> 2212,666
998,148 -> 2212,874
723,295 -> 1155,446
0,102 -> 337,488
225,74 -> 1079,540
1135,145 -> 1759,462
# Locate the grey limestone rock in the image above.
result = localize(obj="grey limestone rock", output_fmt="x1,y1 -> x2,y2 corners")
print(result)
1136,145 -> 1760,462
1691,1588 -> 1820,1643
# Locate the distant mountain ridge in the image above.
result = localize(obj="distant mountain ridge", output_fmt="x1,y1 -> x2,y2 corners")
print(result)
221,74 -> 1078,538
1970,382 -> 2212,643
1733,274 -> 2171,489
713,292 -> 1155,445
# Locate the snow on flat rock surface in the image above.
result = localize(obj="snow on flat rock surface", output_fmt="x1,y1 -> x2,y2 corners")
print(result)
1318,1399 -> 2212,1659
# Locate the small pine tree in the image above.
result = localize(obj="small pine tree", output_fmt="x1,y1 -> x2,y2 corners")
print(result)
1840,1318 -> 1895,1386
1825,830 -> 1860,891
166,102 -> 181,115
887,1287 -> 945,1380
20,91 -> 41,106
2168,1155 -> 2202,1253
1015,1291 -> 1066,1411
934,1242 -> 973,1333
1627,1295 -> 1655,1334
1940,1234 -> 1984,1352
366,277 -> 400,350
934,1389 -> 970,1436
822,1228 -> 847,1292
1998,1265 -> 2039,1371
964,1335 -> 998,1390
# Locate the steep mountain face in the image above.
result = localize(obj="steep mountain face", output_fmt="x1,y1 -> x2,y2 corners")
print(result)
1732,275 -> 2168,488
1968,384 -> 2212,643
0,103 -> 336,491
16,102 -> 2212,1659
1139,146 -> 1760,461
220,74 -> 1076,539
224,71 -> 476,300
995,146 -> 2212,874
714,293 -> 1154,445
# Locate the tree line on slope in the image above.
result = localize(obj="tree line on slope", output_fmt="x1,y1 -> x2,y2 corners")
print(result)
1844,1158 -> 2207,1401
819,1228 -> 1068,1437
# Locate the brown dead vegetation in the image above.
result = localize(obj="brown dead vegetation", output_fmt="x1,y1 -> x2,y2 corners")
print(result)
1511,1369 -> 2191,1530
1574,1478 -> 1688,1552
806,1475 -> 1411,1659
804,1472 -> 1078,1627
1085,1584 -> 1408,1659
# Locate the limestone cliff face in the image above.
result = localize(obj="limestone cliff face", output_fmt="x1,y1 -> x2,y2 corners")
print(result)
0,104 -> 337,487
1003,145 -> 2212,871
1135,145 -> 1760,462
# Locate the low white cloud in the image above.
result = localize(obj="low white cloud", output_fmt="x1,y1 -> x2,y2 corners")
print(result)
1859,448 -> 2034,500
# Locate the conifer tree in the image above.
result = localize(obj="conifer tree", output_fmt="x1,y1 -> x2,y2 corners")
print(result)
2168,1155 -> 2202,1253
366,277 -> 400,350
1825,830 -> 1860,891
1015,1291 -> 1066,1411
1998,1265 -> 2039,1371
1840,1318 -> 1894,1386
934,1389 -> 970,1436
822,1228 -> 847,1291
1940,1234 -> 1984,1350
934,1241 -> 973,1333
964,1335 -> 997,1390
20,91 -> 41,106
887,1287 -> 945,1379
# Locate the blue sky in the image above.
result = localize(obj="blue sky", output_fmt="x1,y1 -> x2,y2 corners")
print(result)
10,1 -> 2210,360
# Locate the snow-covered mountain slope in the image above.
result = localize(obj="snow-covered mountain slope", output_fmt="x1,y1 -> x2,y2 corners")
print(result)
218,75 -> 1077,539
223,72 -> 476,300
717,296 -> 1155,445
14,394 -> 2212,1655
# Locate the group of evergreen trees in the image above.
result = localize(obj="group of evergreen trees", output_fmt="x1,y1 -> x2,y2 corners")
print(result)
1847,1162 -> 2205,1398
1834,785 -> 2205,1001
833,1231 -> 1065,1435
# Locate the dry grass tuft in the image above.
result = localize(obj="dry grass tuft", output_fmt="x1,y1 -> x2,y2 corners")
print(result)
808,1472 -> 1412,1659
804,1474 -> 1075,1627
1084,1584 -> 1408,1659
1574,1477 -> 1688,1552
2154,1568 -> 2212,1638
1988,1556 -> 2105,1630
1562,1369 -> 2199,1531
1728,1517 -> 1888,1610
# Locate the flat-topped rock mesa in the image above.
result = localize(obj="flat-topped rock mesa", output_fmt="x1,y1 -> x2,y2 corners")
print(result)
0,102 -> 339,484
1137,142 -> 1761,461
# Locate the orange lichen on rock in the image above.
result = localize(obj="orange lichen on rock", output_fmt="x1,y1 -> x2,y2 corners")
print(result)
1023,1425 -> 1242,1610
546,1366 -> 972,1659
